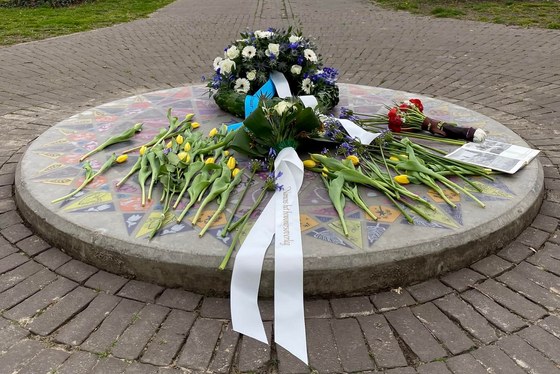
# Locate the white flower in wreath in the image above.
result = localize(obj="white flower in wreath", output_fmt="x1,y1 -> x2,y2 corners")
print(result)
255,30 -> 273,39
219,59 -> 236,75
304,49 -> 317,62
266,43 -> 280,58
234,78 -> 251,93
289,35 -> 303,43
226,45 -> 240,59
213,57 -> 223,71
242,45 -> 257,59
290,65 -> 302,75
274,101 -> 294,116
246,70 -> 257,81
302,78 -> 314,94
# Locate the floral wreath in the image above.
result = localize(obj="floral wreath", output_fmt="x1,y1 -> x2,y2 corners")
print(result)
206,27 -> 340,118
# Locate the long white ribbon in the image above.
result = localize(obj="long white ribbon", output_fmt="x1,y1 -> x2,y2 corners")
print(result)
230,148 -> 307,364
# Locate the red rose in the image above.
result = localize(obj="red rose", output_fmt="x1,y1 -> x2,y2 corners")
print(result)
409,99 -> 423,112
387,107 -> 402,132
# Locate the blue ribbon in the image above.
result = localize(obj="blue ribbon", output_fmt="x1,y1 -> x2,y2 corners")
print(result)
227,79 -> 276,131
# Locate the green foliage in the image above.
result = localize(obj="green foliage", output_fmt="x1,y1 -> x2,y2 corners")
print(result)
6,0 -> 91,7
373,0 -> 560,29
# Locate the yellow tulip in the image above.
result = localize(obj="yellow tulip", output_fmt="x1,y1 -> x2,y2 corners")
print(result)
346,155 -> 359,165
389,156 -> 400,162
116,154 -> 128,163
399,154 -> 409,159
139,145 -> 147,156
303,159 -> 317,168
191,122 -> 200,129
394,175 -> 410,184
176,135 -> 184,145
178,151 -> 188,161
223,150 -> 230,156
227,156 -> 236,170
208,128 -> 218,137
232,168 -> 241,177
321,167 -> 329,177
166,141 -> 172,149
185,113 -> 195,121
183,142 -> 191,152
205,157 -> 215,165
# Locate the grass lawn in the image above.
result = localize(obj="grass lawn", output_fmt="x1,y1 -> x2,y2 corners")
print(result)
373,0 -> 560,29
0,0 -> 175,46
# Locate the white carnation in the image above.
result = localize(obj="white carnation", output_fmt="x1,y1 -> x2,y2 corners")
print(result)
246,70 -> 257,81
266,43 -> 280,57
219,59 -> 236,75
290,65 -> 302,75
274,101 -> 294,116
255,30 -> 273,39
213,57 -> 223,71
289,35 -> 302,43
304,49 -> 317,62
302,78 -> 314,94
226,45 -> 240,59
242,46 -> 257,59
234,78 -> 251,93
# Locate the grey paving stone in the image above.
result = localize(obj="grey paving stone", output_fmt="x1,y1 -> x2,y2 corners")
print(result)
331,317 -> 374,372
496,334 -> 560,374
208,322 -> 240,373
84,270 -> 128,294
55,292 -> 120,346
435,293 -> 498,344
259,298 -> 274,321
0,244 -> 16,259
34,247 -> 71,270
498,269 -> 560,311
92,357 -> 128,374
0,268 -> 56,309
3,277 -> 77,322
0,339 -> 45,374
531,214 -> 559,233
155,288 -> 202,311
358,314 -> 407,369
15,235 -> 50,257
0,260 -> 42,293
471,345 -> 526,374
0,252 -> 28,274
541,201 -> 560,219
28,286 -> 96,335
55,259 -> 98,283
0,199 -> 16,214
117,279 -> 164,303
515,261 -> 560,292
445,353 -> 489,374
277,345 -> 309,374
538,315 -> 560,338
527,243 -> 560,276
304,299 -> 332,318
462,289 -> 527,333
497,241 -> 534,263
516,227 -> 550,249
17,347 -> 70,374
81,298 -> 144,354
157,368 -> 182,374
57,351 -> 99,374
0,172 -> 14,186
407,279 -> 452,303
200,296 -> 230,319
123,362 -> 158,374
440,268 -> 486,292
177,317 -> 223,371
141,309 -> 195,366
416,362 -> 452,374
330,296 -> 375,318
518,325 -> 560,364
385,367 -> 417,374
0,324 -> 28,351
412,302 -> 475,355
471,255 -> 513,277
385,307 -> 447,362
0,223 -> 32,243
238,321 -> 273,372
306,318 -> 342,373
475,279 -> 547,321
0,210 -> 22,230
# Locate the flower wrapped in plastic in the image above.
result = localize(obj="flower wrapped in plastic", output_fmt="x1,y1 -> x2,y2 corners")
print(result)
207,27 -> 339,118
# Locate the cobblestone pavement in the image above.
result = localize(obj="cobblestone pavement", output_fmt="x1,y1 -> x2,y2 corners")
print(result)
1,0 -> 560,373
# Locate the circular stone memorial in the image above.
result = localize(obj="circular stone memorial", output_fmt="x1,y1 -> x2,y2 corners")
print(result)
15,84 -> 543,296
